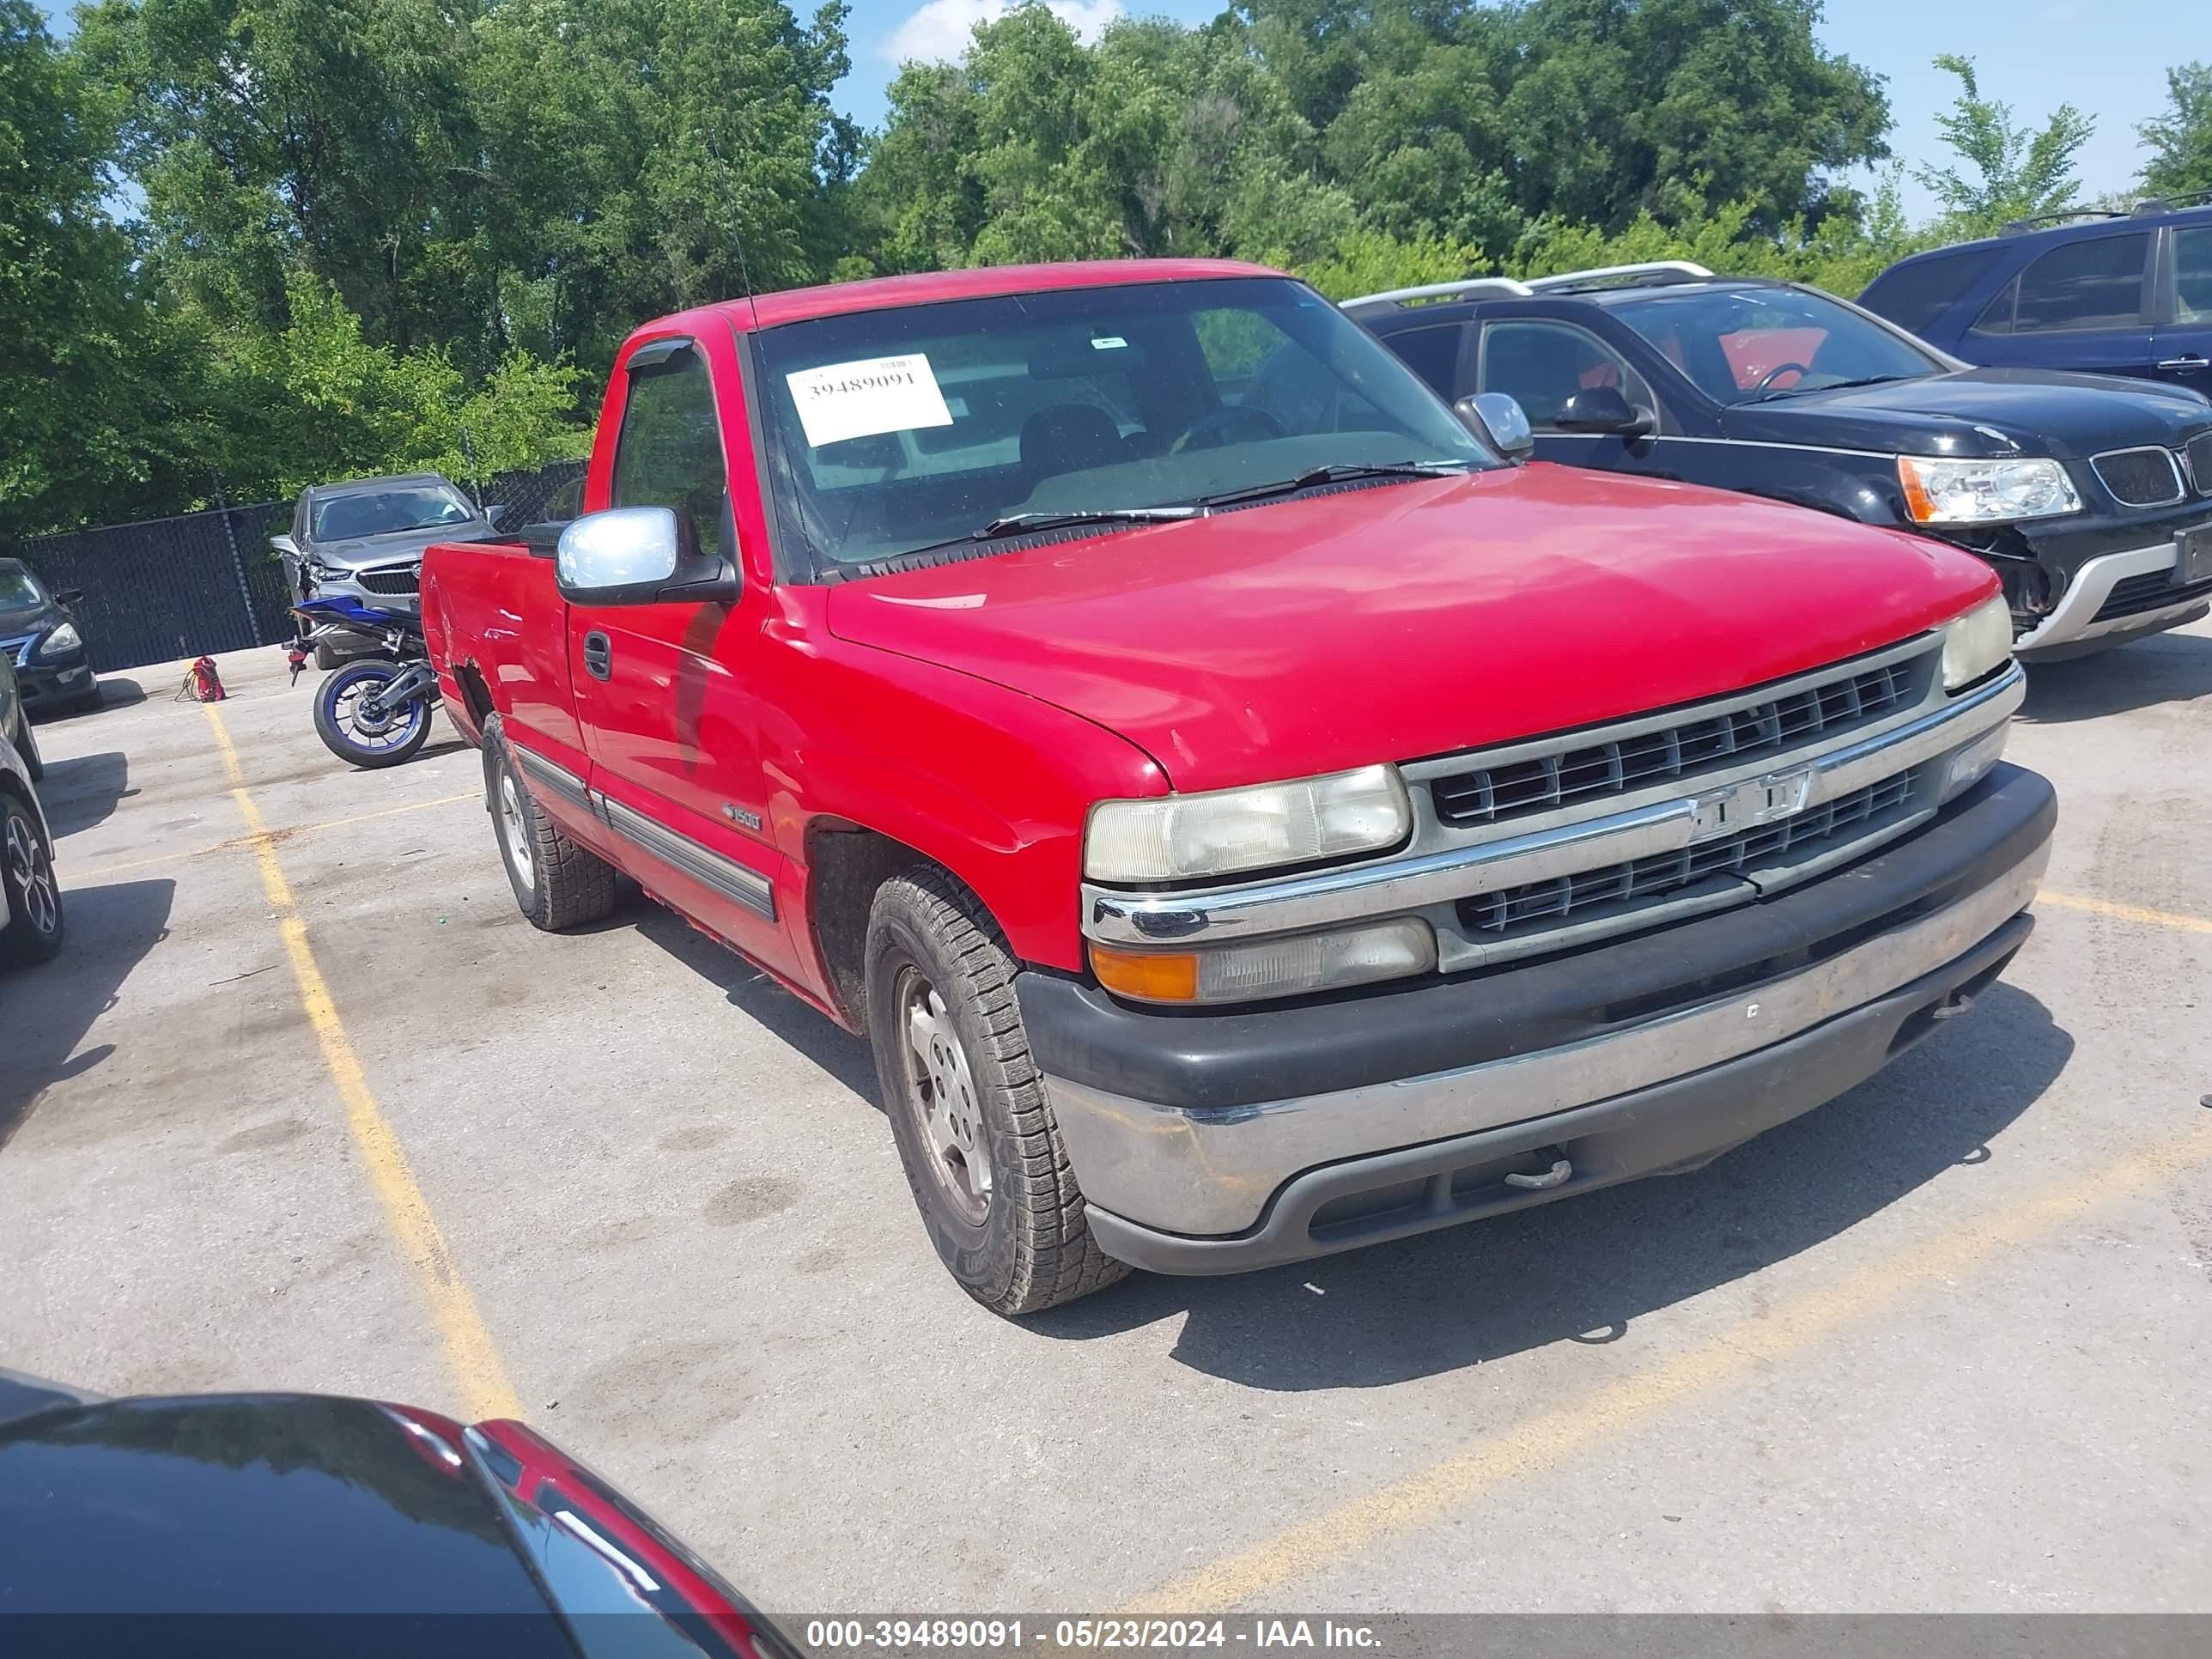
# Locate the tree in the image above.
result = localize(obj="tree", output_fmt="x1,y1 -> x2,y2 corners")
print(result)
2140,63 -> 2212,203
1913,53 -> 2093,236
0,0 -> 185,538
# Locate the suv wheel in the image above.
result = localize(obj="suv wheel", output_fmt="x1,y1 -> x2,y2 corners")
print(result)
1,791 -> 64,965
865,866 -> 1129,1316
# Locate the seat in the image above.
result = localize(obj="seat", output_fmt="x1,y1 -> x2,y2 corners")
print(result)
1018,404 -> 1127,483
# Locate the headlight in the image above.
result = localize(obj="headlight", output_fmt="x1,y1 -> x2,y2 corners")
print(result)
1090,919 -> 1437,1005
1940,594 -> 2013,691
1898,455 -> 2079,524
1085,764 -> 1411,884
35,623 -> 82,659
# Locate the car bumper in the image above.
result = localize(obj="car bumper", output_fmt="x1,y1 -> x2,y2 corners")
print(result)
2012,537 -> 2212,657
1019,764 -> 2054,1272
11,656 -> 95,706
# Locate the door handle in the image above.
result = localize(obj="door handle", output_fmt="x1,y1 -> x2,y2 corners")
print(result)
2156,356 -> 2209,371
581,630 -> 611,681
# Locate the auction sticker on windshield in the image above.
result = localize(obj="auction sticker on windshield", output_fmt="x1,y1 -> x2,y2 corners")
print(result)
787,354 -> 955,448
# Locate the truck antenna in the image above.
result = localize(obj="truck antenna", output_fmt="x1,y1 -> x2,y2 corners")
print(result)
734,229 -> 762,328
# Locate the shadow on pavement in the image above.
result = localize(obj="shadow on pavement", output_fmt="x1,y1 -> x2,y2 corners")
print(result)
623,896 -> 878,1100
31,676 -> 147,720
2021,630 -> 2212,723
37,752 -> 133,840
0,878 -> 175,1152
1027,983 -> 2072,1389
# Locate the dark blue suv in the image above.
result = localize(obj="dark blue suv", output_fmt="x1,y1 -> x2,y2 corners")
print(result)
1860,197 -> 2212,392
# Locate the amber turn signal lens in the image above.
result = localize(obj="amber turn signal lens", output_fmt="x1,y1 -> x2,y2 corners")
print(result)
1089,944 -> 1200,1003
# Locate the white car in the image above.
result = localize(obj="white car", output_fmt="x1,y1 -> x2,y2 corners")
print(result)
0,658 -> 62,967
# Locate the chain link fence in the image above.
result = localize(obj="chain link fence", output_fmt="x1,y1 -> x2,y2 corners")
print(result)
3,460 -> 586,673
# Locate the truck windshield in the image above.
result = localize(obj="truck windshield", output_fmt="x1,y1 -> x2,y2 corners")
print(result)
1608,286 -> 1944,405
752,276 -> 1494,573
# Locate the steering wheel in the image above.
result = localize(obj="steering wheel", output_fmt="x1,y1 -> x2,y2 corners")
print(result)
1171,404 -> 1288,453
1753,362 -> 1813,391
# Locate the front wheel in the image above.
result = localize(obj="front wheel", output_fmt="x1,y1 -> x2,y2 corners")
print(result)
1,791 -> 64,966
865,866 -> 1129,1316
313,659 -> 434,769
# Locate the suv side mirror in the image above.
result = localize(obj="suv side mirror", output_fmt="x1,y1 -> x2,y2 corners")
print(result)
1554,385 -> 1654,437
1454,393 -> 1534,462
269,535 -> 299,558
556,507 -> 738,605
484,503 -> 507,527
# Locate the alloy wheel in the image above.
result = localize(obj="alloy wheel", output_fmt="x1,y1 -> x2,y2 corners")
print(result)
896,966 -> 994,1225
4,808 -> 58,939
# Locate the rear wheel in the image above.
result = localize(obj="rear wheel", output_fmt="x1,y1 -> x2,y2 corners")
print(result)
1,791 -> 64,966
485,736 -> 617,931
865,866 -> 1129,1316
313,659 -> 434,769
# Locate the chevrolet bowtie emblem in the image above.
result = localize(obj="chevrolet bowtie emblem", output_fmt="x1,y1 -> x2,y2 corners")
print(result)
1689,765 -> 1815,843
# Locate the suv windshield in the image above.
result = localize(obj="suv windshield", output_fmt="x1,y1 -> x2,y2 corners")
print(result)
0,562 -> 46,611
312,483 -> 477,542
1610,286 -> 1942,405
752,276 -> 1493,572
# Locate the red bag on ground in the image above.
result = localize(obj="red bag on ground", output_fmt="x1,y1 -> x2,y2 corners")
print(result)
183,656 -> 227,702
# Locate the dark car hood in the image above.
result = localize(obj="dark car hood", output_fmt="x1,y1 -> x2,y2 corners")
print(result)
311,523 -> 501,570
0,601 -> 59,639
1724,368 -> 2212,459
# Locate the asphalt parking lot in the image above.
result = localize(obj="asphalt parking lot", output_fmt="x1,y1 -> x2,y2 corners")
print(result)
3,625 -> 2209,1618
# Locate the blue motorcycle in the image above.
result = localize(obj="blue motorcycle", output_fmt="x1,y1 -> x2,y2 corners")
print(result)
284,595 -> 441,769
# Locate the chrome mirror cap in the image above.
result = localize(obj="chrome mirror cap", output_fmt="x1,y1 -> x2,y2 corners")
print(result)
1456,392 -> 1535,462
556,507 -> 683,598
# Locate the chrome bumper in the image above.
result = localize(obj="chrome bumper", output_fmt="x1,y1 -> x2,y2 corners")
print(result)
1047,839 -> 2048,1237
2014,539 -> 2200,656
1083,663 -> 2025,949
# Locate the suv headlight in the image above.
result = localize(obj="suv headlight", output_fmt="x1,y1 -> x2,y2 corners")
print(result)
1085,764 -> 1412,884
1899,456 -> 2079,525
1941,594 -> 2013,691
34,623 -> 82,660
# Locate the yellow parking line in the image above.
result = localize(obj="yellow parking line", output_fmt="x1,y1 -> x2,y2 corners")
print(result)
2039,890 -> 2212,934
68,793 -> 477,881
1123,1117 -> 2212,1614
201,705 -> 520,1421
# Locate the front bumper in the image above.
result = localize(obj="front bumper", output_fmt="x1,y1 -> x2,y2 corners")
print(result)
2010,537 -> 2212,657
4,648 -> 94,707
1022,764 -> 2054,1272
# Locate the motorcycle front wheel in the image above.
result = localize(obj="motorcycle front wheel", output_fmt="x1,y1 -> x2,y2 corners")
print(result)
313,659 -> 435,769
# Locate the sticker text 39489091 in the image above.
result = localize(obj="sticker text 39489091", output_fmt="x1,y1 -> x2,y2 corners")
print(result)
786,353 -> 955,448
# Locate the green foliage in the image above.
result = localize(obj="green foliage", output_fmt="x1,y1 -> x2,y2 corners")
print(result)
2140,63 -> 2212,202
1913,53 -> 2094,239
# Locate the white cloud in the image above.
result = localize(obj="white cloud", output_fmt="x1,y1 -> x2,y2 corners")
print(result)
883,0 -> 1123,65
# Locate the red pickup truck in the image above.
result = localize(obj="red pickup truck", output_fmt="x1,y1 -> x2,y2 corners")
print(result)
422,259 -> 2054,1316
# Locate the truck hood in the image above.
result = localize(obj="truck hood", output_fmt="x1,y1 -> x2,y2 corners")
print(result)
1723,367 -> 2212,459
824,465 -> 1994,792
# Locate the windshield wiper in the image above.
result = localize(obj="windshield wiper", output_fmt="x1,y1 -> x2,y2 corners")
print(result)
972,507 -> 1200,538
1745,373 -> 1918,404
1196,460 -> 1473,507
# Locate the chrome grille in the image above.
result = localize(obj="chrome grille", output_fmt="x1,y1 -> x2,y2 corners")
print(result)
355,567 -> 420,595
2187,432 -> 2212,495
1431,660 -> 1911,829
1458,773 -> 1913,938
2093,447 -> 2185,507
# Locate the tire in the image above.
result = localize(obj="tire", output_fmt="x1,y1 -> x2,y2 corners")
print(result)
12,710 -> 41,781
313,659 -> 434,769
865,866 -> 1130,1316
484,734 -> 617,931
1,789 -> 64,967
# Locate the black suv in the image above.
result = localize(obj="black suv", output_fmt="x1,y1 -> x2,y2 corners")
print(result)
1859,195 -> 2212,393
1352,264 -> 2212,660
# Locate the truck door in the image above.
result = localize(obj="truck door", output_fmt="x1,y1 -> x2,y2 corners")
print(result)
569,331 -> 799,980
1958,230 -> 2155,380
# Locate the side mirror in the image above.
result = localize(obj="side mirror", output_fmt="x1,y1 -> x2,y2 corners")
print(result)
55,588 -> 84,606
555,507 -> 738,605
270,535 -> 300,558
1455,392 -> 1534,463
484,503 -> 508,527
1554,385 -> 1654,437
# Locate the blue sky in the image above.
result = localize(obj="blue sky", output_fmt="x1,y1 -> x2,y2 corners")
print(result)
39,0 -> 2194,221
